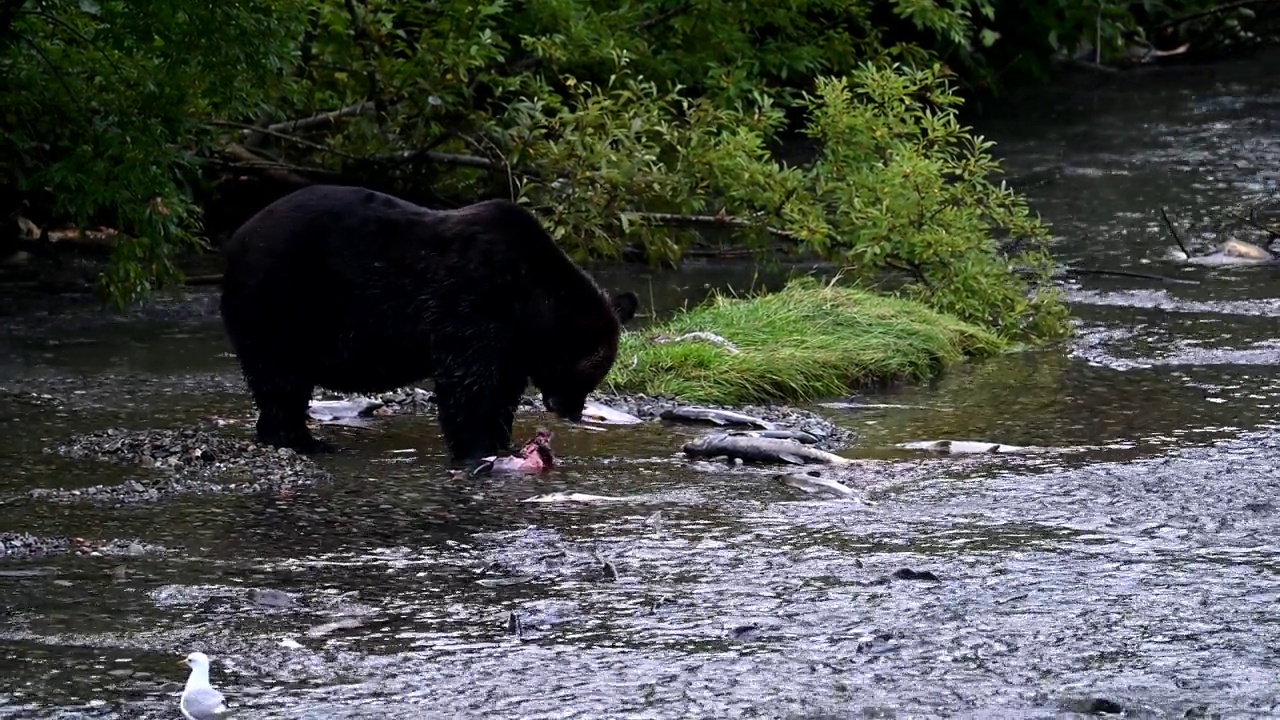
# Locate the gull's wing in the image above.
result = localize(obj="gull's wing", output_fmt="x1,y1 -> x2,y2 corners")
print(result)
181,686 -> 227,719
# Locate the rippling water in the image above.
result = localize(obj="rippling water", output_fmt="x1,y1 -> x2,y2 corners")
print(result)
5,52 -> 1280,719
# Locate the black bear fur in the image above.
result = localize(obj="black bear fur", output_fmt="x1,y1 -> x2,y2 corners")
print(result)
219,184 -> 640,464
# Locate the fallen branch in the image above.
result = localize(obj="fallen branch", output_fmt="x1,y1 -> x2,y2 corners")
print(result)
374,147 -> 539,178
214,144 -> 326,184
209,120 -> 365,160
1067,267 -> 1201,285
1159,207 -> 1192,257
266,102 -> 374,135
625,211 -> 801,241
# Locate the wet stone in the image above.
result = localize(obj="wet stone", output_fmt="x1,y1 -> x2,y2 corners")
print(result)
891,567 -> 940,582
36,427 -> 332,504
0,532 -> 171,560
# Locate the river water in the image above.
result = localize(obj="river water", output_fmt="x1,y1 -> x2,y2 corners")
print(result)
4,54 -> 1280,719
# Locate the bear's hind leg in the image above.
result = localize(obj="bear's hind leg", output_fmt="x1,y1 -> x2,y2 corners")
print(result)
245,371 -> 334,454
434,365 -> 526,467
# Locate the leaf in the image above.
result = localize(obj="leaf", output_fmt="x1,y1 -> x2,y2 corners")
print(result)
979,28 -> 1001,48
78,0 -> 101,14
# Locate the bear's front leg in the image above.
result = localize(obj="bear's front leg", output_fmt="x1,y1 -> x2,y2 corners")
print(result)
247,374 -> 335,454
434,366 -> 527,468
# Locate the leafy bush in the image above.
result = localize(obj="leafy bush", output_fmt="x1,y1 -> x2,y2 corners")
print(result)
1,0 -> 1082,342
0,0 -> 307,306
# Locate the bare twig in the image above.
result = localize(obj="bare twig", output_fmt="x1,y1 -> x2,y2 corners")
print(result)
885,257 -> 932,288
1159,207 -> 1192,257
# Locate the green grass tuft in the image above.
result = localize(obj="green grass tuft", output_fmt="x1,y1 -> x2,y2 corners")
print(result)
603,276 -> 1006,406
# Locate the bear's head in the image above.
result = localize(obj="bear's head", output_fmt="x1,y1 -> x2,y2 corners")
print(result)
538,290 -> 639,421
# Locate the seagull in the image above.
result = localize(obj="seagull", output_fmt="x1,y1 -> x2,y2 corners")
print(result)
179,651 -> 228,720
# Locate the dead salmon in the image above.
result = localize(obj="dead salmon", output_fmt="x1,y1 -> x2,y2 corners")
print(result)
660,406 -> 775,429
581,400 -> 644,425
776,470 -> 856,497
896,439 -> 1029,454
729,429 -> 820,444
682,433 -> 851,466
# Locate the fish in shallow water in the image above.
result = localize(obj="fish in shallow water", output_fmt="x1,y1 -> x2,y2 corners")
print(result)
729,428 -> 820,444
307,396 -> 385,425
776,470 -> 856,497
896,439 -> 1028,454
683,433 -> 851,465
660,406 -> 776,429
520,491 -> 630,503
818,401 -> 937,411
581,400 -> 644,425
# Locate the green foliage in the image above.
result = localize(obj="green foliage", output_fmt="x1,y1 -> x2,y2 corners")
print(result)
795,65 -> 1068,339
1,0 -> 1096,342
0,0 -> 308,308
604,276 -> 1005,405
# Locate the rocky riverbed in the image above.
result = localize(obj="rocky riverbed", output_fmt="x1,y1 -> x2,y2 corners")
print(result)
15,381 -> 853,519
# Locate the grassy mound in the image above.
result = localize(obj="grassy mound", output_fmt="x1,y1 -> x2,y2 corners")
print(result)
603,277 -> 1005,405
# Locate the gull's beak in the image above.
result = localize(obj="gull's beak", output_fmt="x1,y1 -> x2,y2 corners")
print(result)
177,659 -> 188,667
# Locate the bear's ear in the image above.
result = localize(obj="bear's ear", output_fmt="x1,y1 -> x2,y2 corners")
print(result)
611,291 -> 639,326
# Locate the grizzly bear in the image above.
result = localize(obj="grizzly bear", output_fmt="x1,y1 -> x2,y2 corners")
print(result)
218,184 -> 639,465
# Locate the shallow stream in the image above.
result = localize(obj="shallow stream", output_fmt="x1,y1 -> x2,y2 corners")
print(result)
4,53 -> 1280,719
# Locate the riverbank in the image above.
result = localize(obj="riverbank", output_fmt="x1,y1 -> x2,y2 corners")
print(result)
603,277 -> 1006,405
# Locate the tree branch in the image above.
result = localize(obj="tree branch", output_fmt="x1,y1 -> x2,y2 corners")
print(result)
1153,0 -> 1274,33
342,0 -> 385,122
216,144 -> 317,185
265,102 -> 374,135
624,211 -> 801,241
632,5 -> 688,31
1160,207 -> 1192,257
209,120 -> 365,160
